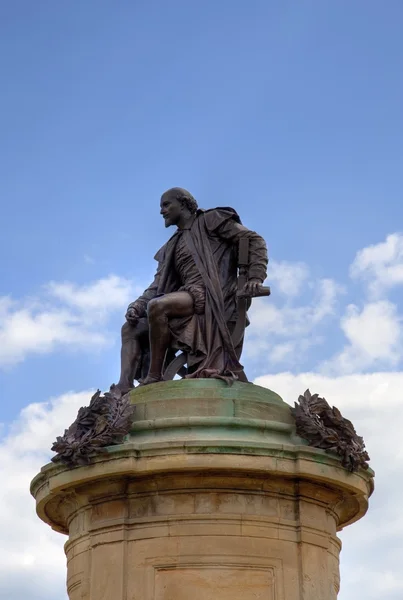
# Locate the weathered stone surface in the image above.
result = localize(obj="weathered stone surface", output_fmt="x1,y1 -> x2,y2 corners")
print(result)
31,381 -> 373,600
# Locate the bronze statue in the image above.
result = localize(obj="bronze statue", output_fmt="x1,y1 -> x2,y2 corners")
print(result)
51,189 -> 372,480
112,187 -> 269,393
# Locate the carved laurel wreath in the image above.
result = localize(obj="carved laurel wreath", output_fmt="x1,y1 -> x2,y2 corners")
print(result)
51,389 -> 135,467
292,389 -> 370,473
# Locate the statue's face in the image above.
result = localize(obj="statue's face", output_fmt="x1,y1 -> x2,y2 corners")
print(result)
160,194 -> 182,228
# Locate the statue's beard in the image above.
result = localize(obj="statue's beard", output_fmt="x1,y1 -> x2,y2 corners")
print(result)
163,216 -> 176,227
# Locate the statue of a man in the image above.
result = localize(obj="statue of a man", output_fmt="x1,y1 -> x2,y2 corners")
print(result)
113,187 -> 268,392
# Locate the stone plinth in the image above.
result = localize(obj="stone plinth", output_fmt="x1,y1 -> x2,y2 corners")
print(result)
31,381 -> 373,600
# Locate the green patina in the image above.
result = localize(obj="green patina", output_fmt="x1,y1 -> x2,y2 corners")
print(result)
129,379 -> 285,406
119,379 -> 370,476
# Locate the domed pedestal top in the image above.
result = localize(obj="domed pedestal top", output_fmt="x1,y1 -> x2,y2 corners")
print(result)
31,380 -> 372,533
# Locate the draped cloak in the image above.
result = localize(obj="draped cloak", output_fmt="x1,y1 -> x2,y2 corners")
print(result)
125,207 -> 268,380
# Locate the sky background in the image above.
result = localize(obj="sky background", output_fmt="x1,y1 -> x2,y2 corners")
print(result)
1,1 -> 403,598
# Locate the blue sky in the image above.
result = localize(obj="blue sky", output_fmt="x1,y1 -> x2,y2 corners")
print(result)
1,2 -> 403,599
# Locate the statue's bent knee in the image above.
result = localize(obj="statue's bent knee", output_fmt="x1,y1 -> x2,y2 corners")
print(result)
147,297 -> 165,319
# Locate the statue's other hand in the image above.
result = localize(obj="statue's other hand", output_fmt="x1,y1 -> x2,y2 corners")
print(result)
125,307 -> 140,325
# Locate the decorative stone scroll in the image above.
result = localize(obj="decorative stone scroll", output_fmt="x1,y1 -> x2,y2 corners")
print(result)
292,389 -> 370,472
51,389 -> 134,467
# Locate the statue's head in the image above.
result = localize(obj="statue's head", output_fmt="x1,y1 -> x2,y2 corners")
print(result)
160,187 -> 199,228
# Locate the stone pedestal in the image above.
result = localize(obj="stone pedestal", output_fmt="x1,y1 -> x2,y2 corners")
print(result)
31,381 -> 373,600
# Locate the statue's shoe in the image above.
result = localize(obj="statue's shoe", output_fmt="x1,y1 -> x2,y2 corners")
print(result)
108,383 -> 134,397
138,375 -> 163,387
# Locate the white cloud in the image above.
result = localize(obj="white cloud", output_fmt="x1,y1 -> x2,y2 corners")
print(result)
245,276 -> 342,365
0,390 -> 92,600
249,279 -> 341,339
268,260 -> 310,297
323,301 -> 402,373
47,275 -> 134,315
251,235 -> 403,373
0,275 -> 135,368
350,233 -> 403,296
254,371 -> 403,600
268,341 -> 297,363
320,234 -> 403,374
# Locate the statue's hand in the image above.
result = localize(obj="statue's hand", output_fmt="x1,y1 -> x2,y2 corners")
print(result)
238,278 -> 263,298
125,306 -> 140,325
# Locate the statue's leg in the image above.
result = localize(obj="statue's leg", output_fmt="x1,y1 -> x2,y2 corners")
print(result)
142,292 -> 194,384
115,321 -> 144,393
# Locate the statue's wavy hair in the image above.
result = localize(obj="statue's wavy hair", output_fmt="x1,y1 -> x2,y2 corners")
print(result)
162,187 -> 198,214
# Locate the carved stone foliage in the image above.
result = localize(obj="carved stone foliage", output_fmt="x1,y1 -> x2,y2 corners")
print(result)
51,389 -> 134,468
292,389 -> 370,473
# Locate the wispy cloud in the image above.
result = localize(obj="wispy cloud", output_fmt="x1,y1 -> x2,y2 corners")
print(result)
0,275 -> 137,367
268,259 -> 310,297
323,300 -> 402,374
0,390 -> 91,600
246,263 -> 343,367
46,275 -> 135,315
350,232 -> 403,297
253,371 -> 403,600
